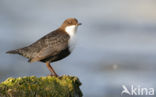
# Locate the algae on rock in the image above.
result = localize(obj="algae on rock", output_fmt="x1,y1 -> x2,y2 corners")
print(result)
0,75 -> 82,97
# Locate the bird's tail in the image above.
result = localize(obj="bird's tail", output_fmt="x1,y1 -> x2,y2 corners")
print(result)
6,49 -> 19,54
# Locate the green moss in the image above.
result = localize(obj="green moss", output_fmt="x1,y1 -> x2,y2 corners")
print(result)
0,75 -> 82,97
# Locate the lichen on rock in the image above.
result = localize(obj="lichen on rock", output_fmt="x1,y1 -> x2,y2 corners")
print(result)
0,75 -> 82,97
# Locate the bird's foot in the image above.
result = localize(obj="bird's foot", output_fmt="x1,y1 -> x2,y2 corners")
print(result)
48,73 -> 58,77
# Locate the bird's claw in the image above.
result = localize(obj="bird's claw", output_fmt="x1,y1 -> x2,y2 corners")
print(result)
47,73 -> 58,77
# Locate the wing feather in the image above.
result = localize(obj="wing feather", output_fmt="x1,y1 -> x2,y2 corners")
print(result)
28,31 -> 69,62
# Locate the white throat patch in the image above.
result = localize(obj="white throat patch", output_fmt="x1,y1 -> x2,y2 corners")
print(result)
65,25 -> 77,37
65,25 -> 78,52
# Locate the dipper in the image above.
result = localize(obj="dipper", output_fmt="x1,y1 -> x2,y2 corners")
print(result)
7,18 -> 81,76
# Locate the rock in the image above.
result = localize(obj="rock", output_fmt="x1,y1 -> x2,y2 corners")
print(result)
0,75 -> 82,97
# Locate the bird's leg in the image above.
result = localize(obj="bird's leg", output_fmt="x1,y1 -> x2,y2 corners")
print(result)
46,62 -> 58,77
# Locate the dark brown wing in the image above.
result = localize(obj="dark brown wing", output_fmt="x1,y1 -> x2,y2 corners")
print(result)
17,29 -> 69,62
28,31 -> 69,62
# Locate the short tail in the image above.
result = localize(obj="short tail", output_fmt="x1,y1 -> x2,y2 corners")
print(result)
6,50 -> 19,54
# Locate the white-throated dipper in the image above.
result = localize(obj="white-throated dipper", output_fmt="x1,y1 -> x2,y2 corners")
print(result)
6,18 -> 81,76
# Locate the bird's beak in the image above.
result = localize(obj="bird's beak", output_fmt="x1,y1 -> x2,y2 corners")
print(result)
78,23 -> 82,26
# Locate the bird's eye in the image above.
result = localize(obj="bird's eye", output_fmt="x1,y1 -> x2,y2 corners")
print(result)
68,21 -> 72,24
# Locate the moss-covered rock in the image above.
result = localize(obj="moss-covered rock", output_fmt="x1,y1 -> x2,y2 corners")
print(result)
0,75 -> 82,97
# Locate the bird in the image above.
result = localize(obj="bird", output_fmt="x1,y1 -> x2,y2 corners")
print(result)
6,18 -> 81,77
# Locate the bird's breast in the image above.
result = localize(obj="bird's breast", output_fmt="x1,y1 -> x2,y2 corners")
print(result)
65,25 -> 77,52
68,34 -> 76,52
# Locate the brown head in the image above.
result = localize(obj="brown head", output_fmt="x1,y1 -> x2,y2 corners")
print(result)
59,18 -> 81,37
60,18 -> 82,30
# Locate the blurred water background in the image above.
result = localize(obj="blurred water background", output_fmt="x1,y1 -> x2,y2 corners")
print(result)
0,0 -> 156,97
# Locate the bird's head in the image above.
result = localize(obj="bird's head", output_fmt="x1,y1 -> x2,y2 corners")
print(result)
60,18 -> 81,36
